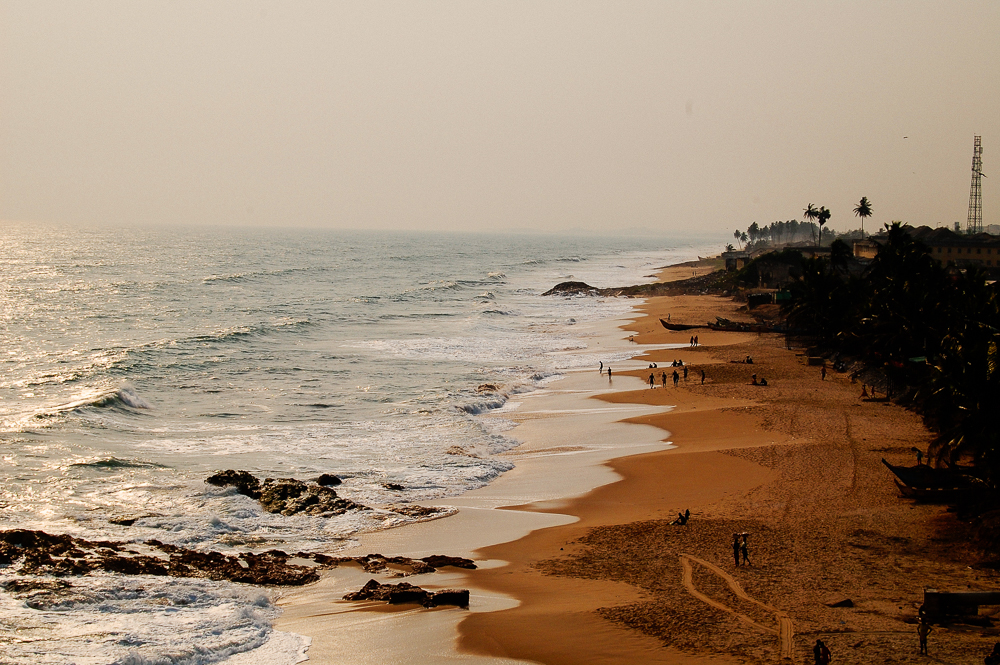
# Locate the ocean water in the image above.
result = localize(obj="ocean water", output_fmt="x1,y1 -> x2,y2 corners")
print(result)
0,224 -> 715,664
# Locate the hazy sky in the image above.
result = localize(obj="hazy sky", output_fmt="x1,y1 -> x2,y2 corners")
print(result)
2,1 -> 998,235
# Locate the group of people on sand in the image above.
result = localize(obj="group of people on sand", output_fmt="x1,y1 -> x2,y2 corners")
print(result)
750,373 -> 768,387
688,335 -> 699,347
670,509 -> 690,525
650,370 -> 680,388
648,365 -> 695,389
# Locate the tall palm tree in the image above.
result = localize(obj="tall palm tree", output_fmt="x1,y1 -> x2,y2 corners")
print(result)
803,203 -> 819,245
853,196 -> 873,238
734,230 -> 743,250
817,207 -> 831,246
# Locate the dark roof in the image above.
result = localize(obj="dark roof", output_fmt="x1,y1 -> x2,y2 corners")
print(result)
904,225 -> 1000,247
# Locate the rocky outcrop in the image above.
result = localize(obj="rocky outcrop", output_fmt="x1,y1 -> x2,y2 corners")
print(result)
0,530 -> 318,585
343,579 -> 470,607
314,474 -> 342,486
258,478 -> 365,516
419,554 -> 478,570
541,281 -> 598,296
206,470 -> 262,499
1,529 -> 475,587
206,470 -> 366,516
308,552 -> 475,574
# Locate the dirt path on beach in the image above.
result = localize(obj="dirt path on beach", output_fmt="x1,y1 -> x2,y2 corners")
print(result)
459,279 -> 1000,664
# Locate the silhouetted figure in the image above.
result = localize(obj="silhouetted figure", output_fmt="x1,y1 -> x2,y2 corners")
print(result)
649,373 -> 655,389
740,533 -> 750,565
917,617 -> 932,654
732,535 -> 741,566
912,447 -> 924,465
661,372 -> 667,388
694,335 -> 699,346
672,370 -> 679,387
813,639 -> 831,665
599,361 -> 603,373
671,509 -> 690,525
701,369 -> 706,385
759,377 -> 768,386
683,366 -> 689,380
689,335 -> 694,346
860,384 -> 869,398
607,367 -> 612,379
821,366 -> 827,380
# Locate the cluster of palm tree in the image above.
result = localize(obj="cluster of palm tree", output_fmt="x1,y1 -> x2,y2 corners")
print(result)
733,196 -> 873,253
783,223 -> 1000,484
802,203 -> 833,245
731,219 -> 820,251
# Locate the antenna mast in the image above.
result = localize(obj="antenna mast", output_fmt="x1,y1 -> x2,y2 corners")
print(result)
967,135 -> 983,234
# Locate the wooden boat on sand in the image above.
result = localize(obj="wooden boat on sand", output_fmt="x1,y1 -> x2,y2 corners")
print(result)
881,459 -> 983,501
659,319 -> 704,331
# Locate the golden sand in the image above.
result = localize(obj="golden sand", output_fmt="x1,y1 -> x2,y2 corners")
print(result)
457,266 -> 999,664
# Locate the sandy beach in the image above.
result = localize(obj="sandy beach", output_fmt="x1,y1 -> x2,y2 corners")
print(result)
276,261 -> 1000,665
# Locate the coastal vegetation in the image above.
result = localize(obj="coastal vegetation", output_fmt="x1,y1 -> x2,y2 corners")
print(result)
781,223 -> 1000,486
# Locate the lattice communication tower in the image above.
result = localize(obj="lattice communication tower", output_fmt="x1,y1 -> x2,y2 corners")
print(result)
967,135 -> 983,234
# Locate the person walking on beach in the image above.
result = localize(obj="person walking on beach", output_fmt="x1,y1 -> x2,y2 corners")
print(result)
694,335 -> 699,346
917,617 -> 932,654
701,369 -> 706,385
672,370 -> 679,387
649,373 -> 655,389
599,361 -> 603,373
813,639 -> 831,665
683,366 -> 689,381
689,335 -> 694,346
607,367 -> 611,379
732,534 -> 741,566
740,533 -> 750,565
661,372 -> 667,388
821,365 -> 827,380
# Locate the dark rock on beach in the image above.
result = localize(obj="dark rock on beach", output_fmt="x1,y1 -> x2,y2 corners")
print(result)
382,482 -> 405,491
206,469 -> 263,499
2,528 -> 475,588
541,281 -> 598,296
206,470 -> 367,516
259,478 -> 366,516
343,579 -> 470,608
1,529 -> 318,586
420,554 -> 478,570
315,473 -> 342,486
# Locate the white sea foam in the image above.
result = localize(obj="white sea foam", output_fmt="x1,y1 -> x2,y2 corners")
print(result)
0,573 -> 289,665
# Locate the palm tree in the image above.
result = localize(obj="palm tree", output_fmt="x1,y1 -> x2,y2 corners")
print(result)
853,196 -> 873,238
734,230 -> 743,250
817,207 -> 831,246
803,203 -> 819,245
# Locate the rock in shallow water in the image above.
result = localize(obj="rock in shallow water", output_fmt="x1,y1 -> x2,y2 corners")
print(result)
205,470 -> 366,516
205,470 -> 263,499
343,579 -> 470,607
